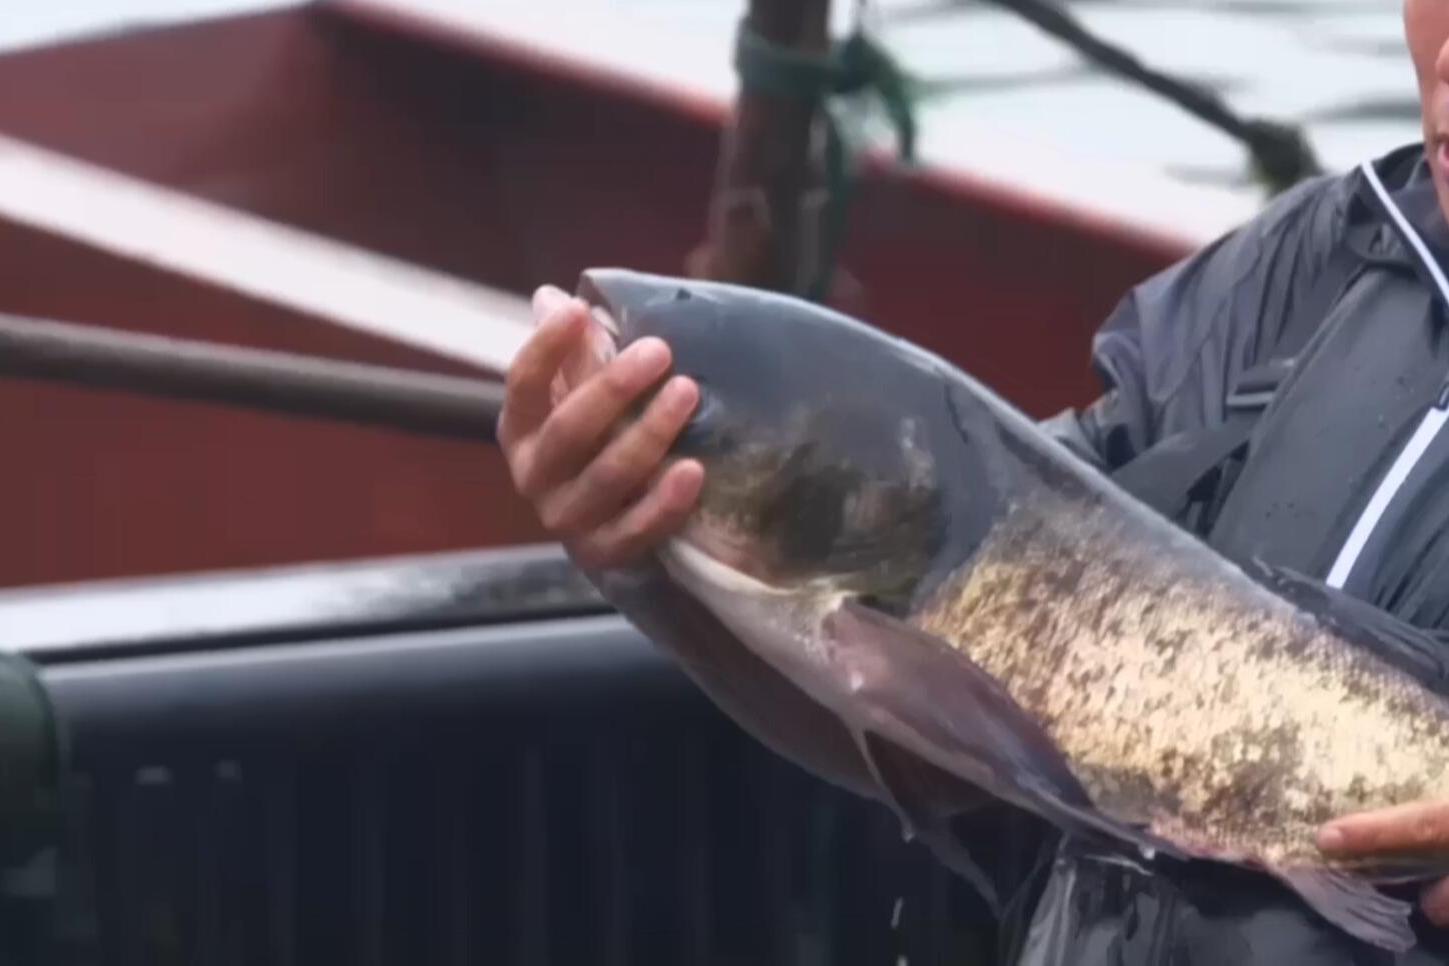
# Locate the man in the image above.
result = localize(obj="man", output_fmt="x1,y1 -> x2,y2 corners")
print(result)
498,0 -> 1449,960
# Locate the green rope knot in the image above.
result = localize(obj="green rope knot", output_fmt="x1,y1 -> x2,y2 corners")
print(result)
830,31 -> 919,161
732,19 -> 920,300
733,21 -> 918,158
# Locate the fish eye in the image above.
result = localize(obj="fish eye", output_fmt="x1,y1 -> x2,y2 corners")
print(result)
674,383 -> 725,455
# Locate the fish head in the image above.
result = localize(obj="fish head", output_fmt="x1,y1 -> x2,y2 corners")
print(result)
575,267 -> 1021,830
576,267 -> 997,614
574,268 -> 1028,836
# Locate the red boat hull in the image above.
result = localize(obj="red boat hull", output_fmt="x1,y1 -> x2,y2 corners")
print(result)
0,1 -> 1189,588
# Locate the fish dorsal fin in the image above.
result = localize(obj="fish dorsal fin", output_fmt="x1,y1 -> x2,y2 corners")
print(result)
1246,558 -> 1449,693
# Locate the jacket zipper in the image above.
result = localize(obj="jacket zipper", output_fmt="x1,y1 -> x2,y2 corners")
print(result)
1325,161 -> 1449,589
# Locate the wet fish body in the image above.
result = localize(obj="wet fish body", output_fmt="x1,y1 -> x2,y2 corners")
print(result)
570,267 -> 1449,952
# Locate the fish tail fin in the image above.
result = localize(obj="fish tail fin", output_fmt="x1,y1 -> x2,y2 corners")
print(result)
1273,867 -> 1416,952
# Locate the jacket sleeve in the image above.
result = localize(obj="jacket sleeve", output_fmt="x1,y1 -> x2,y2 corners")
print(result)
1038,171 -> 1357,472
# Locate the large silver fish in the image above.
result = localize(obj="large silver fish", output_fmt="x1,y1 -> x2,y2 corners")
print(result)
571,267 -> 1449,952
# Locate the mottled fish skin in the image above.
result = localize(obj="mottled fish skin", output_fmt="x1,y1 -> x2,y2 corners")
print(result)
914,482 -> 1449,876
570,267 -> 1449,950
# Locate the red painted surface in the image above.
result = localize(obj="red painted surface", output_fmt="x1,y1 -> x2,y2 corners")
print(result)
0,221 -> 545,588
0,2 -> 1191,588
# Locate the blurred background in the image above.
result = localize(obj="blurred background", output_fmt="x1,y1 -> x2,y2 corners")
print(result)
1,0 -> 1419,241
0,2 -> 1422,964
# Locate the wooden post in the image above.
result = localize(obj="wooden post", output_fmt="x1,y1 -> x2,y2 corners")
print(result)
686,0 -> 835,296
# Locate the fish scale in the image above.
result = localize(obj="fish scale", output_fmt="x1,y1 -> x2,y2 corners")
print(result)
915,486 -> 1449,872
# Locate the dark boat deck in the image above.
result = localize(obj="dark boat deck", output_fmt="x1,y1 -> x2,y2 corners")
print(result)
1,546 -> 1016,965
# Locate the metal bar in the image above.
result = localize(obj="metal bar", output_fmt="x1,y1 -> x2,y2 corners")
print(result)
0,135 -> 531,373
992,0 -> 1321,190
0,312 -> 505,442
687,0 -> 834,294
38,614 -> 695,750
980,0 -> 1290,150
0,543 -> 607,661
894,0 -> 1321,192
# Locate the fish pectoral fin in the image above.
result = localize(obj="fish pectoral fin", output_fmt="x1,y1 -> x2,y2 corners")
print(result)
1272,867 -> 1416,952
825,599 -> 1086,801
856,731 -> 993,835
855,731 -> 1003,915
591,562 -> 880,801
825,600 -> 1186,862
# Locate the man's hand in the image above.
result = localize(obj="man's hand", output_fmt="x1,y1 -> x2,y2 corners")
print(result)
1318,801 -> 1449,925
497,285 -> 704,571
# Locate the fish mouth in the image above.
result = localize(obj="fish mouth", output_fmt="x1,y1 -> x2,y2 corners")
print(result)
575,267 -> 664,344
573,281 -> 621,356
590,304 -> 620,341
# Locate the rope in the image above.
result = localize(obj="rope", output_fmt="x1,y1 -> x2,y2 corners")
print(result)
733,16 -> 921,301
730,1 -> 1324,302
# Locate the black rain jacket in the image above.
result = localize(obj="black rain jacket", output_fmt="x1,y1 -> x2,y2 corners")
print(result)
972,141 -> 1449,966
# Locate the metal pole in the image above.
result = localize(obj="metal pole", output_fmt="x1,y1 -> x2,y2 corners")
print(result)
687,0 -> 835,294
899,0 -> 1321,192
0,313 -> 505,442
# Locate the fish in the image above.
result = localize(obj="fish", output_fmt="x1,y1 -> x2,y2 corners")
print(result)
568,266 -> 1449,953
